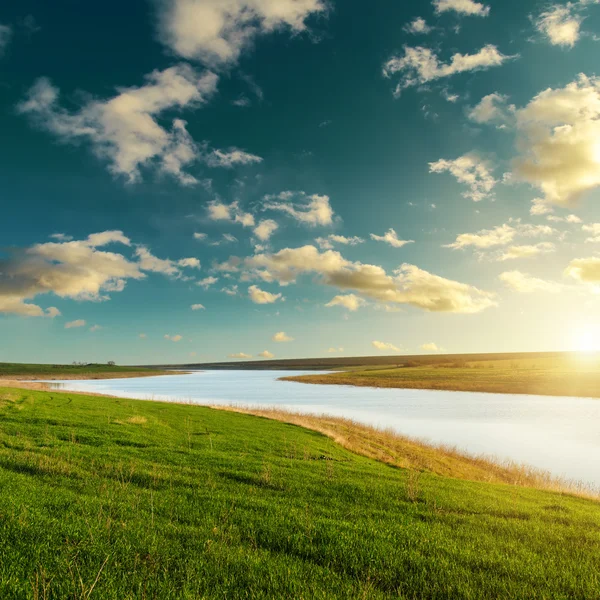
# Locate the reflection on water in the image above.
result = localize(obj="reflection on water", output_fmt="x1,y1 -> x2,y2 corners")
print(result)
46,370 -> 600,489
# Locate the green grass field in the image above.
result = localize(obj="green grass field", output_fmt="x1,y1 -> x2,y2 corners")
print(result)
1,386 -> 599,599
0,362 -> 166,380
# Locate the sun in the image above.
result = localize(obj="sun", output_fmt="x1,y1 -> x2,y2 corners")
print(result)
572,326 -> 600,353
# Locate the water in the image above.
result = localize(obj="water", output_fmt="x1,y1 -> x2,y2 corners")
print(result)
46,370 -> 600,489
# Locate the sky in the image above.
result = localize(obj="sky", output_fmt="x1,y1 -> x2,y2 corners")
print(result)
2,0 -> 600,364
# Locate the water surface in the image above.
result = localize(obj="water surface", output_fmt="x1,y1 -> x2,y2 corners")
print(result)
47,370 -> 600,489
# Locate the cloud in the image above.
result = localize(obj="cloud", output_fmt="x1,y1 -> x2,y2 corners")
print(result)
258,350 -> 274,359
327,347 -> 344,353
207,200 -> 255,226
221,284 -> 238,296
370,228 -> 414,248
583,223 -> 600,242
17,66 -> 219,185
135,246 -> 190,276
254,219 -> 279,242
272,331 -> 294,342
65,319 -> 86,329
445,224 -> 516,249
497,242 -> 556,261
164,334 -> 183,342
139,333 -> 147,338
193,232 -> 208,241
433,0 -> 490,16
468,93 -> 515,125
178,257 -> 201,269
203,147 -> 263,168
535,4 -> 582,48
372,340 -> 401,352
404,17 -> 432,34
244,245 -> 496,313
429,154 -> 497,201
565,257 -> 600,283
547,214 -> 582,223
228,352 -> 252,359
89,324 -> 102,332
383,45 -> 513,97
512,74 -> 600,207
197,276 -> 218,288
263,191 -> 334,226
325,293 -> 367,311
248,285 -> 283,304
0,24 -> 12,57
499,270 -> 562,293
191,303 -> 206,310
156,0 -> 326,68
421,342 -> 441,352
315,235 -> 364,250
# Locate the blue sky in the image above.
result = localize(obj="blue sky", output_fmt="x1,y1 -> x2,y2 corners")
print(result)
2,0 -> 600,364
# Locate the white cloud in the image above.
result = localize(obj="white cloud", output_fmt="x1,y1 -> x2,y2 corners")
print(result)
433,0 -> 490,17
264,192 -> 334,226
583,223 -> 600,242
512,74 -> 600,207
17,66 -> 219,185
0,24 -> 12,57
207,200 -> 255,226
547,214 -> 582,223
156,0 -> 326,68
178,257 -> 201,269
404,17 -> 432,34
327,347 -> 344,353
499,270 -> 562,293
325,293 -> 367,311
165,334 -> 183,342
135,247 -> 182,276
530,198 -> 554,216
191,303 -> 205,310
535,4 -> 582,48
430,154 -> 497,201
445,224 -> 516,249
258,350 -> 275,359
372,340 -> 401,352
383,45 -> 513,97
272,331 -> 294,342
315,235 -> 364,249
65,319 -> 86,329
245,245 -> 496,313
497,242 -> 556,261
89,324 -> 102,332
370,228 -> 414,248
194,232 -> 208,241
228,352 -> 252,359
468,93 -> 515,125
254,219 -> 279,242
421,342 -> 441,352
565,257 -> 600,283
197,276 -> 218,288
221,285 -> 239,296
203,147 -> 263,168
248,284 -> 283,304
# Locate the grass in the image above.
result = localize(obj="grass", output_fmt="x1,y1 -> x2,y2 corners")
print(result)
0,362 -> 171,380
0,387 -> 599,598
283,354 -> 600,398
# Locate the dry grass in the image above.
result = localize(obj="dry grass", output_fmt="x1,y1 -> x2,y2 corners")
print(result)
126,416 -> 147,425
215,405 -> 597,499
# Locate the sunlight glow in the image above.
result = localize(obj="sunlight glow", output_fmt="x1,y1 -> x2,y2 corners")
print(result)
572,326 -> 600,353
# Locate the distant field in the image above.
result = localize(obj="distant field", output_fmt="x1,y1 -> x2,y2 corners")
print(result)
283,354 -> 600,398
0,362 -> 170,380
0,386 -> 598,598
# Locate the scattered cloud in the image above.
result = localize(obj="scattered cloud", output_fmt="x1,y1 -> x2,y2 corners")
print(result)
421,342 -> 441,352
565,257 -> 600,283
228,352 -> 253,359
315,235 -> 364,250
264,192 -> 334,226
547,214 -> 582,224
383,45 -> 514,97
325,293 -> 367,311
327,347 -> 344,353
433,0 -> 490,17
430,154 -> 497,201
197,276 -> 218,288
203,147 -> 263,168
164,334 -> 183,342
445,224 -> 516,249
404,17 -> 432,34
191,303 -> 206,310
372,340 -> 401,352
535,4 -> 582,48
253,219 -> 279,242
248,284 -> 283,304
258,350 -> 274,359
499,270 -> 562,293
156,0 -> 327,68
194,232 -> 208,241
17,66 -> 219,185
178,257 -> 201,269
0,24 -> 12,57
65,319 -> 86,329
497,242 -> 556,261
468,93 -> 515,125
583,223 -> 600,242
206,200 -> 255,226
370,228 -> 414,248
272,331 -> 294,342
221,284 -> 239,296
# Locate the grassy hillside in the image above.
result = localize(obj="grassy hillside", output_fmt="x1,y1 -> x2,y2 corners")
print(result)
283,354 -> 600,398
1,387 -> 599,599
0,362 -> 169,380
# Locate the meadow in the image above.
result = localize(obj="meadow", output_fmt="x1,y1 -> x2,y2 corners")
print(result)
0,362 -> 171,380
1,385 -> 599,599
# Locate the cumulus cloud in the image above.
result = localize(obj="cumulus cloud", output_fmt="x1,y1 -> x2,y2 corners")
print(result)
535,4 -> 582,48
433,0 -> 490,16
372,340 -> 401,352
178,257 -> 201,269
315,234 -> 364,249
165,334 -> 183,342
404,17 -> 432,34
468,93 -> 515,125
206,200 -> 255,227
197,276 -> 218,288
383,45 -> 513,97
65,319 -> 86,329
258,350 -> 274,359
243,245 -> 496,313
325,293 -> 367,311
512,74 -> 600,207
17,66 -> 219,185
582,223 -> 600,242
445,224 -> 516,249
263,191 -> 334,226
191,303 -> 206,310
421,342 -> 441,352
253,219 -> 279,242
272,331 -> 294,342
497,242 -> 556,261
228,352 -> 252,359
203,147 -> 263,168
156,0 -> 326,68
370,228 -> 414,248
565,257 -> 600,283
547,214 -> 582,223
193,232 -> 208,241
429,154 -> 497,201
248,284 -> 283,304
499,270 -> 562,293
